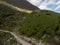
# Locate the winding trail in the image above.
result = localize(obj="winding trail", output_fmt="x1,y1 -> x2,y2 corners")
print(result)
0,30 -> 46,45
0,30 -> 32,45
0,1 -> 33,13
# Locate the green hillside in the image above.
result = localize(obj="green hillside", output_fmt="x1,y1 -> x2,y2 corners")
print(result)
0,4 -> 25,45
0,4 -> 60,45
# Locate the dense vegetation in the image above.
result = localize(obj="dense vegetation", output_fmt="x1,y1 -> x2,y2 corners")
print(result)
20,11 -> 60,45
0,4 -> 60,45
0,4 -> 27,31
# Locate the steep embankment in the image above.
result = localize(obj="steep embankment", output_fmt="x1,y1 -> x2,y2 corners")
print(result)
0,1 -> 32,13
3,0 -> 38,10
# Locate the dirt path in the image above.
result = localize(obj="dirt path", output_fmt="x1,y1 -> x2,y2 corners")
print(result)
0,30 -> 32,45
0,30 -> 46,45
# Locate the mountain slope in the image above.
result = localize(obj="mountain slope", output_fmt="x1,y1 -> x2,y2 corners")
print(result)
3,0 -> 38,10
0,4 -> 60,45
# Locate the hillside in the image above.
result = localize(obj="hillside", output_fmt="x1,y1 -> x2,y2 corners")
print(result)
0,4 -> 60,45
0,4 -> 27,45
